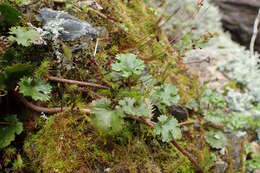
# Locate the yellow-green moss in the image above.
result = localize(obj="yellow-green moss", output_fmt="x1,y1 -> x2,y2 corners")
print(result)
24,112 -> 194,173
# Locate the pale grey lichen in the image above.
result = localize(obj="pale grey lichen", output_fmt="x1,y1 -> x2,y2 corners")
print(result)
39,8 -> 98,41
225,88 -> 253,112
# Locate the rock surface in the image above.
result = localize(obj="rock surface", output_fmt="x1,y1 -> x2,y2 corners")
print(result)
39,8 -> 98,41
213,0 -> 260,52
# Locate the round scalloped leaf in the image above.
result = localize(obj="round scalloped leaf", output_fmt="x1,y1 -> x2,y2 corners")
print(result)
205,130 -> 227,149
19,77 -> 52,101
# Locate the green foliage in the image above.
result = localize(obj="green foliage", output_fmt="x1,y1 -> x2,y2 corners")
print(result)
10,0 -> 30,6
151,84 -> 180,106
186,98 -> 199,111
155,115 -> 182,142
12,154 -> 24,170
247,154 -> 260,170
205,111 -> 259,132
0,3 -> 22,30
62,43 -> 72,59
19,76 -> 52,101
225,112 -> 255,131
204,111 -> 225,126
0,63 -> 34,90
34,60 -> 50,78
117,97 -> 153,118
8,26 -> 41,47
200,89 -> 226,109
111,53 -> 145,78
91,98 -> 123,133
205,130 -> 227,149
0,115 -> 23,150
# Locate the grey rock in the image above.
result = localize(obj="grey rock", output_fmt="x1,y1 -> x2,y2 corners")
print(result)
39,8 -> 98,41
226,133 -> 243,171
213,158 -> 228,173
213,0 -> 260,53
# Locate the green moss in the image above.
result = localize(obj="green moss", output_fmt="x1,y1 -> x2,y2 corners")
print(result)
20,1 -> 205,172
24,113 -> 195,172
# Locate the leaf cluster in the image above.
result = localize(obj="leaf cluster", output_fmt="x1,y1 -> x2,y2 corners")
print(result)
0,115 -> 23,150
19,76 -> 52,101
8,26 -> 41,47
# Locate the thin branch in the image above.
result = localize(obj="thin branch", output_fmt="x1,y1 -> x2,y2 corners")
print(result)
184,57 -> 211,65
124,115 -> 156,128
171,140 -> 203,173
94,38 -> 99,57
0,89 -> 7,97
0,122 -> 15,125
47,76 -> 110,90
18,95 -> 92,114
125,115 -> 204,173
179,120 -> 197,126
250,8 -> 260,58
18,94 -> 203,172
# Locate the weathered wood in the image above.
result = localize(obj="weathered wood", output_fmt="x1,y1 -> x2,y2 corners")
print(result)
213,0 -> 260,52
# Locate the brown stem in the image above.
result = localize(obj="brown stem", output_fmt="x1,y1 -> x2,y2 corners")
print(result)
125,115 -> 204,173
171,140 -> 203,173
124,115 -> 156,128
18,95 -> 92,114
179,120 -> 196,126
47,76 -> 110,90
18,94 -> 203,172
0,122 -> 15,125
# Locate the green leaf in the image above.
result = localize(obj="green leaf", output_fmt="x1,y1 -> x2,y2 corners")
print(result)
0,63 -> 34,90
0,115 -> 23,150
155,115 -> 182,142
19,77 -> 52,101
62,43 -> 72,59
0,3 -> 22,29
151,84 -> 180,106
12,154 -> 24,170
117,97 -> 153,118
200,89 -> 226,109
111,53 -> 145,78
247,154 -> 260,170
91,98 -> 123,133
34,60 -> 50,78
8,26 -> 41,47
186,99 -> 199,112
205,111 -> 225,126
205,130 -> 227,149
226,112 -> 254,131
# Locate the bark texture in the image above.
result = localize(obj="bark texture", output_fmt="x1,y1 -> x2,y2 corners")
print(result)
213,0 -> 260,52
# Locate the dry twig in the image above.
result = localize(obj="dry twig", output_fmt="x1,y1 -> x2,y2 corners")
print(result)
47,76 -> 110,89
250,8 -> 260,58
125,115 -> 204,173
17,95 -> 92,114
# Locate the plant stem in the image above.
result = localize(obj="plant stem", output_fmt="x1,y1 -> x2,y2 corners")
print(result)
18,95 -> 203,172
125,115 -> 204,173
17,95 -> 92,114
47,76 -> 110,89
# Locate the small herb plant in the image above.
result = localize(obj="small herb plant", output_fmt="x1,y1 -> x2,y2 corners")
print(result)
112,53 -> 146,78
0,115 -> 23,150
8,26 -> 41,47
91,53 -> 183,143
19,76 -> 52,101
